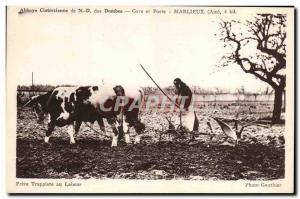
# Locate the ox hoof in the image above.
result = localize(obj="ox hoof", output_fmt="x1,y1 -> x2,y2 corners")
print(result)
125,134 -> 131,144
126,141 -> 132,145
111,135 -> 118,147
104,133 -> 112,139
134,136 -> 141,144
44,136 -> 50,143
70,140 -> 76,144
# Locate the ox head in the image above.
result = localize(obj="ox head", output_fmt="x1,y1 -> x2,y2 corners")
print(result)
23,94 -> 48,124
113,85 -> 125,96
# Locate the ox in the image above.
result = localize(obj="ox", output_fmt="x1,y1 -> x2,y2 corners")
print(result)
24,85 -> 145,147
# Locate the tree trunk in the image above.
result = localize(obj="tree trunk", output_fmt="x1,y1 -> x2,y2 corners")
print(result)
283,90 -> 286,112
272,88 -> 284,124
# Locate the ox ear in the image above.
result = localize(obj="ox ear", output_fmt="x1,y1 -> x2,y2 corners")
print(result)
23,95 -> 40,108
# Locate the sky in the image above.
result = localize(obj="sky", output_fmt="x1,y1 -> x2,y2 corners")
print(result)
7,6 -> 292,92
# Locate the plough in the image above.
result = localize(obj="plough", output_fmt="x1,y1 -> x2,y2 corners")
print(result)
161,116 -> 270,145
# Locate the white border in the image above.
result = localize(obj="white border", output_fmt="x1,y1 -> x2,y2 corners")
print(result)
1,0 -> 298,198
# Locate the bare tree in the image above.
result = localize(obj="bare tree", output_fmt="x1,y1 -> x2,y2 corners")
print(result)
217,14 -> 286,124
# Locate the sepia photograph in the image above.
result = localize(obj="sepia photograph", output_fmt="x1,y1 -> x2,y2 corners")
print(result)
6,6 -> 294,194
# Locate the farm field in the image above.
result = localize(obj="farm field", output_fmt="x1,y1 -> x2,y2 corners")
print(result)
16,101 -> 285,180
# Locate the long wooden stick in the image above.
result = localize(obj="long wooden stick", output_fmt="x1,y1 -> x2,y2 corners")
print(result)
139,64 -> 180,108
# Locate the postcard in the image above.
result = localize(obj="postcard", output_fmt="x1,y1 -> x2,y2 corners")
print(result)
6,6 -> 294,194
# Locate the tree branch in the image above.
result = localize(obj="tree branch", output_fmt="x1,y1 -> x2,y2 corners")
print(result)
218,14 -> 287,90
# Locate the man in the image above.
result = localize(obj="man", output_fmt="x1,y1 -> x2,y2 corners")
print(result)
173,78 -> 193,111
173,78 -> 198,132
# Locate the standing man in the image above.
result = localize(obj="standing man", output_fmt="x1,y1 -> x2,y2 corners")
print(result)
173,78 -> 193,110
173,78 -> 198,132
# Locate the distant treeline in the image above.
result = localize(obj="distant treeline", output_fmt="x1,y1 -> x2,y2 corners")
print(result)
17,84 -> 75,92
17,84 -> 275,105
17,84 -> 274,95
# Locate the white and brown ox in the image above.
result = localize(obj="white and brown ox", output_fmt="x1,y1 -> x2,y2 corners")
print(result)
24,85 -> 145,147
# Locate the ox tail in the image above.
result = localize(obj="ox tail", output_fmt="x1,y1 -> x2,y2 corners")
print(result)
22,102 -> 29,108
22,96 -> 38,108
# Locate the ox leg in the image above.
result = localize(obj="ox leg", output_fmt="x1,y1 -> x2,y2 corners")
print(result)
74,121 -> 82,135
97,118 -> 108,138
123,120 -> 131,144
107,118 -> 119,147
45,122 -> 55,143
134,133 -> 141,144
67,124 -> 76,144
133,120 -> 145,144
116,113 -> 125,141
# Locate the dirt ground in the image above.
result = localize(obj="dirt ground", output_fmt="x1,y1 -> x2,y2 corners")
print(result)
16,101 -> 285,180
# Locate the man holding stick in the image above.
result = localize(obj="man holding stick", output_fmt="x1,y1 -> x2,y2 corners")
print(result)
173,78 -> 198,132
